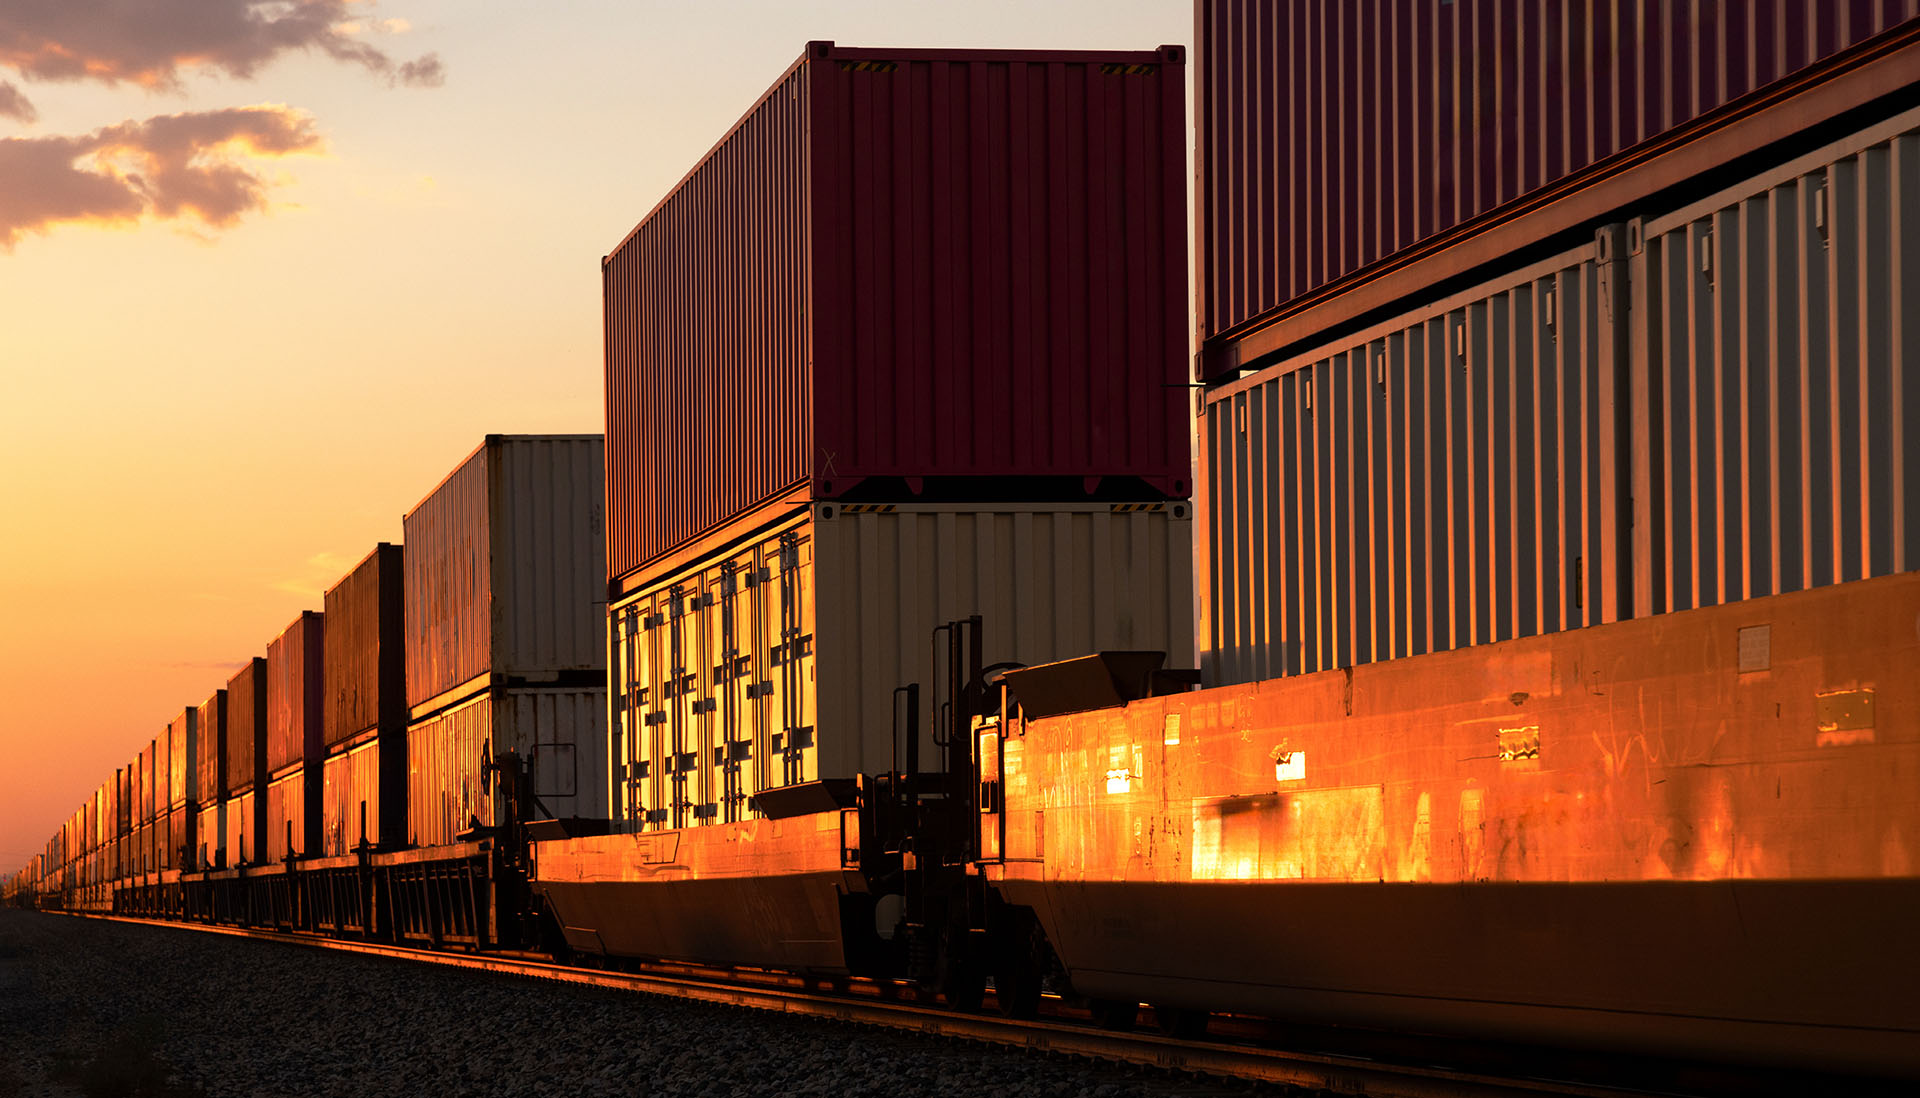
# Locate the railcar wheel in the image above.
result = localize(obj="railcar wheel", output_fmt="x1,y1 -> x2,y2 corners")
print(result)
1089,998 -> 1138,1031
935,927 -> 986,1011
1151,1004 -> 1208,1038
992,948 -> 1044,1019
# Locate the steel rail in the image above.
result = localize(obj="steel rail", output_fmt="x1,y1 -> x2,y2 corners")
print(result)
72,913 -> 1647,1098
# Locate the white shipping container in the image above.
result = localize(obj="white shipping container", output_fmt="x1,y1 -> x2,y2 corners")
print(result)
611,501 -> 1193,830
403,435 -> 606,710
407,686 -> 608,847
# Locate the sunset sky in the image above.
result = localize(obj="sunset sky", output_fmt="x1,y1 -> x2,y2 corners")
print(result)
0,1 -> 1192,870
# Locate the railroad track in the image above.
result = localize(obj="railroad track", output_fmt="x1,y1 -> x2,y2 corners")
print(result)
71,913 -> 1656,1098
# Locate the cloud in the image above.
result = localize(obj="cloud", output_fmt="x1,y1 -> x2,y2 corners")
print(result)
0,80 -> 32,121
0,105 -> 323,248
0,2 -> 444,90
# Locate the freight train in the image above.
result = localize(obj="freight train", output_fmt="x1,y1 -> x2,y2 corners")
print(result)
11,11 -> 1920,1086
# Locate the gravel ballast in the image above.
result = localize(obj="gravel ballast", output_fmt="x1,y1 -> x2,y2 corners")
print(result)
0,910 -> 1301,1098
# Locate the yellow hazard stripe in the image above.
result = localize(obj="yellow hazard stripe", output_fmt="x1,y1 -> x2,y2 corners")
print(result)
1099,63 -> 1157,76
1110,503 -> 1167,513
837,60 -> 898,73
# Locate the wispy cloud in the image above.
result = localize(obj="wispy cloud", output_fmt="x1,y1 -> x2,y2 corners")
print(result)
0,2 -> 444,91
273,550 -> 357,599
0,80 -> 33,122
0,105 -> 323,248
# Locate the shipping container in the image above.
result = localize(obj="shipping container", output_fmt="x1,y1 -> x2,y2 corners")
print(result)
182,696 -> 214,808
407,687 -> 607,848
612,500 -> 1192,829
1196,0 -> 1920,377
264,767 -> 315,864
1629,108 -> 1920,615
605,42 -> 1191,586
267,611 -> 324,775
197,801 -> 225,870
323,545 -> 405,749
226,658 -> 265,793
403,435 -> 606,709
225,789 -> 257,866
163,805 -> 192,872
321,740 -> 383,857
139,743 -> 156,824
1199,106 -> 1920,686
1203,234 -> 1629,684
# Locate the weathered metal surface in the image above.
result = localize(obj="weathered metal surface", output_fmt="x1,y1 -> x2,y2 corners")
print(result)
1202,238 -> 1627,684
532,810 -> 858,970
403,435 -> 606,709
406,686 -> 607,848
224,789 -> 257,867
196,802 -> 225,871
320,740 -> 382,857
266,611 -> 324,775
1629,109 -> 1920,615
989,569 -> 1920,1078
225,657 -> 266,795
1196,0 -> 1920,372
611,501 -> 1192,829
264,767 -> 313,864
605,42 -> 1190,585
322,544 -> 405,749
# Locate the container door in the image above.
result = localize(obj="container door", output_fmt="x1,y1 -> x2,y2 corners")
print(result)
713,557 -> 754,823
769,530 -> 817,788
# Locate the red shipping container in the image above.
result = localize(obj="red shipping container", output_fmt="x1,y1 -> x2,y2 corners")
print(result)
605,42 -> 1191,587
1196,0 -> 1920,375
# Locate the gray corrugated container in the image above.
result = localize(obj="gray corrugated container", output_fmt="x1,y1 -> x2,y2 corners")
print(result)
1201,106 -> 1920,686
1202,234 -> 1629,684
402,435 -> 606,711
323,545 -> 405,748
1196,0 -> 1920,376
266,611 -> 324,775
407,687 -> 607,847
611,501 -> 1193,829
1630,107 -> 1920,613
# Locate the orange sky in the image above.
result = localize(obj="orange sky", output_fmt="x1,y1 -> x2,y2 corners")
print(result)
0,1 -> 1192,874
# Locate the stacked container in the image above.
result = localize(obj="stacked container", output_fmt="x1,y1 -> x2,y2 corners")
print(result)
167,707 -> 199,873
194,686 -> 226,869
603,43 -> 1196,831
403,436 -> 606,848
322,546 -> 406,855
1194,0 -> 1920,684
266,612 -> 324,863
222,658 -> 268,866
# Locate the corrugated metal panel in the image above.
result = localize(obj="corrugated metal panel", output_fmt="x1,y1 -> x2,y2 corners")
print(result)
179,697 -> 210,807
403,435 -> 606,707
408,694 -> 489,848
1631,110 -> 1920,614
139,743 -> 155,824
1202,238 -> 1628,685
604,58 -> 811,583
321,741 -> 381,857
1196,0 -> 1920,357
225,789 -> 256,866
611,501 -> 1193,828
323,544 -> 405,748
225,658 -> 265,794
408,687 -> 608,847
266,611 -> 324,775
264,768 -> 312,863
197,802 -> 224,870
605,43 -> 1191,585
